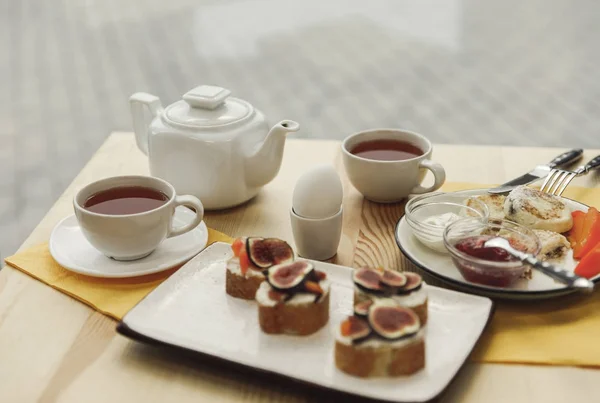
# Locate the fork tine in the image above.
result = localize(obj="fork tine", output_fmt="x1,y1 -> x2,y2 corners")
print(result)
540,169 -> 558,193
556,172 -> 577,196
550,171 -> 570,195
546,171 -> 562,195
541,169 -> 562,193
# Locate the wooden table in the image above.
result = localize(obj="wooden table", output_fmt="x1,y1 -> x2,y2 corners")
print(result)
1,133 -> 599,403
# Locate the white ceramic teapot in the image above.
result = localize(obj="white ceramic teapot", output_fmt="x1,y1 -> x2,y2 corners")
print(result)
130,85 -> 299,209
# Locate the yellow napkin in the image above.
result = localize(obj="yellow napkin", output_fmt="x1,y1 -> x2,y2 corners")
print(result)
442,182 -> 600,367
4,229 -> 232,320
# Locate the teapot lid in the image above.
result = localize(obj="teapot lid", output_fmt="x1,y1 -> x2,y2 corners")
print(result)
163,85 -> 254,129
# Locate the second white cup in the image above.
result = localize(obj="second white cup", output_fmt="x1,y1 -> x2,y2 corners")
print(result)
342,129 -> 446,203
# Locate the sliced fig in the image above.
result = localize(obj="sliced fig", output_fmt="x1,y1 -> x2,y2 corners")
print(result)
340,316 -> 372,343
353,268 -> 383,293
267,261 -> 313,290
380,270 -> 407,288
397,272 -> 423,295
263,238 -> 294,265
247,237 -> 294,269
246,237 -> 269,268
368,303 -> 419,340
353,300 -> 373,317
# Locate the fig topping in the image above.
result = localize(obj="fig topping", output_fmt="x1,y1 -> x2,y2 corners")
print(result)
368,303 -> 419,340
353,268 -> 383,293
353,300 -> 373,317
397,272 -> 423,294
268,289 -> 286,303
340,316 -> 371,343
263,238 -> 295,265
380,270 -> 407,287
267,261 -> 313,290
314,270 -> 327,281
304,281 -> 323,295
305,269 -> 327,283
247,237 -> 294,269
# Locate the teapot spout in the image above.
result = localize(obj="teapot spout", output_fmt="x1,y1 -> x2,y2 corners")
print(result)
245,120 -> 300,188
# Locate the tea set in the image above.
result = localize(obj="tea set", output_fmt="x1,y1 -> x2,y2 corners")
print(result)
49,84 -> 447,278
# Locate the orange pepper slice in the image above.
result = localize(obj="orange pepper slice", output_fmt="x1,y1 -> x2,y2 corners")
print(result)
574,243 -> 600,279
304,281 -> 323,295
569,210 -> 587,250
231,238 -> 245,257
238,249 -> 250,276
574,207 -> 600,259
340,318 -> 353,336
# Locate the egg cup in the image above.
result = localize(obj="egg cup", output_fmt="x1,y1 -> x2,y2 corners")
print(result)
290,207 -> 343,261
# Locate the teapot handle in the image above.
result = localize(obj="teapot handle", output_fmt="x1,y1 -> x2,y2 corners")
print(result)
130,93 -> 163,155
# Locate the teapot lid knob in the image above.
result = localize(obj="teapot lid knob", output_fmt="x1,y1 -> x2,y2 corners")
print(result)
183,85 -> 231,110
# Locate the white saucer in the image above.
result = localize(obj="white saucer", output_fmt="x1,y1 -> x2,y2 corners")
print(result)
49,207 -> 209,278
395,189 -> 599,300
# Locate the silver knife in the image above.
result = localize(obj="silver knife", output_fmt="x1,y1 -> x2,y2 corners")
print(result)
488,149 -> 583,194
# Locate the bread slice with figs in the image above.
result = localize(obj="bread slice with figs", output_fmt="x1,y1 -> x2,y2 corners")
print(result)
353,268 -> 428,326
504,186 -> 573,233
335,299 -> 425,377
256,260 -> 330,336
226,237 -> 294,300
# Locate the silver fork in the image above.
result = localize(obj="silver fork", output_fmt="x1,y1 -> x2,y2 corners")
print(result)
540,154 -> 600,196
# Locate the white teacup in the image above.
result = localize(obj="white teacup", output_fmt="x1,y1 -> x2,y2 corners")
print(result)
73,175 -> 204,261
342,129 -> 446,203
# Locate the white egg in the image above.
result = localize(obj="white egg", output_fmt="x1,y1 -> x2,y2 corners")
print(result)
293,164 -> 343,219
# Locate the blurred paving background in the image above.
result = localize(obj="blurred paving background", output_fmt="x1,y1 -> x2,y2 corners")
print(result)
2,0 -> 600,256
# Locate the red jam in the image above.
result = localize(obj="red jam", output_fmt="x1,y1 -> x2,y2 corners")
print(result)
455,236 -> 519,262
452,235 -> 524,287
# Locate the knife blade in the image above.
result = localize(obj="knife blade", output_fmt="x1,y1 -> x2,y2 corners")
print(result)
488,149 -> 583,194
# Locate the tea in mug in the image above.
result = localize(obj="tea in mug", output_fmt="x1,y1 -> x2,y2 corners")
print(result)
350,139 -> 423,161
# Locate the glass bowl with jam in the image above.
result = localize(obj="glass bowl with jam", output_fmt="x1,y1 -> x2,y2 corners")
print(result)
405,193 -> 489,253
443,218 -> 541,287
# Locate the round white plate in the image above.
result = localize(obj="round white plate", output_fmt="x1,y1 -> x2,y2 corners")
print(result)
49,207 -> 209,278
395,189 -> 599,300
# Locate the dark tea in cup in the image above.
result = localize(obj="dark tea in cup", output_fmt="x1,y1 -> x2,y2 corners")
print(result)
350,139 -> 423,161
342,129 -> 446,202
84,186 -> 169,215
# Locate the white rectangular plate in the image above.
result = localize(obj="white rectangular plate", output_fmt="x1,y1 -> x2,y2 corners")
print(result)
118,242 -> 493,402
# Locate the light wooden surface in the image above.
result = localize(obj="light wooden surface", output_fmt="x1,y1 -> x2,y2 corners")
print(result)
1,133 -> 599,403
